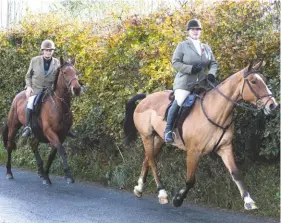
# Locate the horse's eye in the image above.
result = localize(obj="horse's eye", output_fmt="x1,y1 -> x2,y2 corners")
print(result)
251,79 -> 257,84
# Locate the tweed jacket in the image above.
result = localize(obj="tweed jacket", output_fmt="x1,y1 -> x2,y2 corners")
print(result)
25,56 -> 60,94
172,38 -> 218,91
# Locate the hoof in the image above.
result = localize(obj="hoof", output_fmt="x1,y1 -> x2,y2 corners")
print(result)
133,187 -> 143,198
6,173 -> 14,180
66,177 -> 75,184
244,202 -> 258,210
172,194 -> 184,207
37,171 -> 44,178
159,197 -> 169,204
42,178 -> 52,186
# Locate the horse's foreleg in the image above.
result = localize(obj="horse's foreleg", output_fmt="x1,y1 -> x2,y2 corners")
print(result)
30,139 -> 52,185
217,145 -> 258,210
46,132 -> 74,184
172,149 -> 200,207
140,135 -> 168,204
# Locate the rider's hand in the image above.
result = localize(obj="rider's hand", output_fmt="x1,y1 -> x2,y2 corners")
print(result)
191,64 -> 203,74
25,86 -> 34,98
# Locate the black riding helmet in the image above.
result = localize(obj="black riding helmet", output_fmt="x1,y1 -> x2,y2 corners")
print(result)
186,19 -> 202,30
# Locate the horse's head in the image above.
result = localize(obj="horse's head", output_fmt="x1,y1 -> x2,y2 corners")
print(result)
241,61 -> 278,115
58,56 -> 82,96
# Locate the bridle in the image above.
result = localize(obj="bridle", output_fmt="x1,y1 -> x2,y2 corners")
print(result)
48,63 -> 79,118
60,63 -> 79,91
200,70 -> 273,153
206,70 -> 273,112
240,71 -> 273,110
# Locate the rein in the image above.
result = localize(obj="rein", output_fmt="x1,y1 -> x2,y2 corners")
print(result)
45,88 -> 71,119
202,71 -> 273,153
199,92 -> 233,153
47,63 -> 78,119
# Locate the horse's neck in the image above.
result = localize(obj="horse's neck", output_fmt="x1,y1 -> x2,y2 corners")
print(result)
204,71 -> 244,126
54,76 -> 72,112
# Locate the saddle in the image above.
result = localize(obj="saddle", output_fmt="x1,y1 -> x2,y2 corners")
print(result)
164,92 -> 197,123
30,91 -> 50,143
164,88 -> 206,143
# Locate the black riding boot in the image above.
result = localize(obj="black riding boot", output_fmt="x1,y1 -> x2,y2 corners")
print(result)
22,108 -> 32,137
164,100 -> 180,143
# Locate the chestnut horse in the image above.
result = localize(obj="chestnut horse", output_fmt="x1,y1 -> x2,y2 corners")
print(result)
2,57 -> 82,185
123,61 -> 278,210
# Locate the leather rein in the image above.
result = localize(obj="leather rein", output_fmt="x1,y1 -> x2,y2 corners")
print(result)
200,70 -> 273,153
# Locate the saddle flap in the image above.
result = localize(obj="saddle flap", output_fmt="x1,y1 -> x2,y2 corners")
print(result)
182,94 -> 196,107
33,91 -> 48,115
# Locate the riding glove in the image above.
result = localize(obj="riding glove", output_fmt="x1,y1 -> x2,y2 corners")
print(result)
207,73 -> 216,83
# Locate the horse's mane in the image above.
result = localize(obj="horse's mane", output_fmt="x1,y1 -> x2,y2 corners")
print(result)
53,67 -> 61,92
207,67 -> 266,95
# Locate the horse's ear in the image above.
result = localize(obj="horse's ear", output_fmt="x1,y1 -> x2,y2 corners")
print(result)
71,57 -> 76,66
253,60 -> 265,70
60,56 -> 64,66
247,60 -> 254,72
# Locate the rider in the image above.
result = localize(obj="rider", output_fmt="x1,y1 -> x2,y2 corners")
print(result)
164,19 -> 218,143
22,39 -> 76,138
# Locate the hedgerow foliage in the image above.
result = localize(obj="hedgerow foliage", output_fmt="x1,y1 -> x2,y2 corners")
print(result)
0,0 -> 278,158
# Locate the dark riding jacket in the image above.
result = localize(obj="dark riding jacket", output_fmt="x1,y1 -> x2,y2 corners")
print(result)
25,56 -> 60,94
172,38 -> 218,91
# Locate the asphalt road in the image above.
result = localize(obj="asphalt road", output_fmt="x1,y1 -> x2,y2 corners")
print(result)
0,166 -> 278,223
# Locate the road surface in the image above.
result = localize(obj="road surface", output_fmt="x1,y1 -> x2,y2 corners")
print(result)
0,166 -> 278,223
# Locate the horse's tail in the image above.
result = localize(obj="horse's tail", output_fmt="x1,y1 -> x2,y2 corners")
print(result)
123,93 -> 146,145
2,123 -> 8,149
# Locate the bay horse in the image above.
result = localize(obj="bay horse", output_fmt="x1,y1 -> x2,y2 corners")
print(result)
123,61 -> 278,210
2,56 -> 82,185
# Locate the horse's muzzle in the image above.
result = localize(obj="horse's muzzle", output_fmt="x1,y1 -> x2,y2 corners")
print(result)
71,86 -> 82,96
264,98 -> 278,115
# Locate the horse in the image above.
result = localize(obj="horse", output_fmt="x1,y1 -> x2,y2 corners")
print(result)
2,56 -> 82,185
123,61 -> 278,210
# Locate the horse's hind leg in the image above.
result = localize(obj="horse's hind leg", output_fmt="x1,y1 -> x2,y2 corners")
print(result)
134,136 -> 164,198
138,135 -> 168,204
217,144 -> 258,210
30,139 -> 52,185
6,141 -> 16,179
6,122 -> 21,179
133,155 -> 149,198
172,149 -> 201,207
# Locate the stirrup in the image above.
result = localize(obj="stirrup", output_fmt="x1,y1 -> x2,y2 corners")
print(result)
22,126 -> 32,137
67,131 -> 76,138
164,131 -> 176,142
